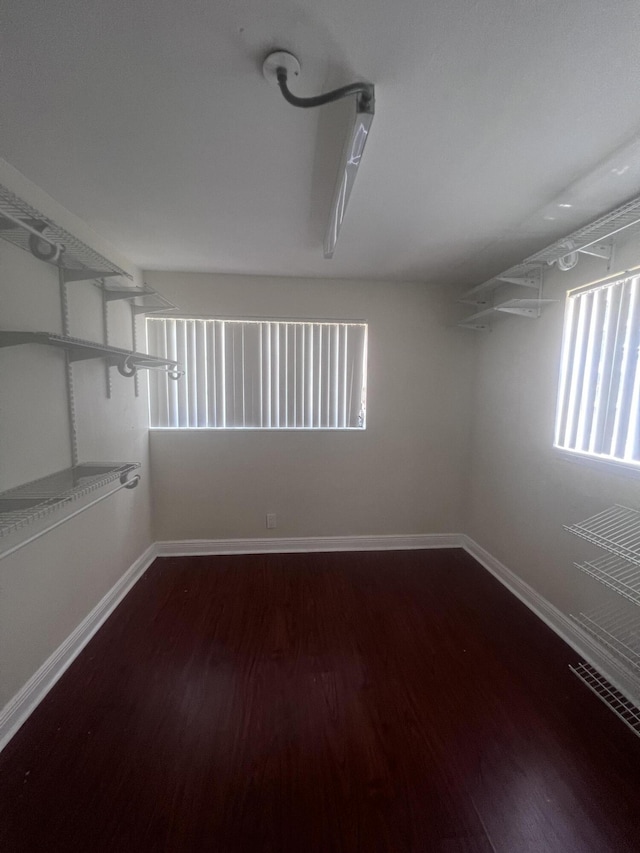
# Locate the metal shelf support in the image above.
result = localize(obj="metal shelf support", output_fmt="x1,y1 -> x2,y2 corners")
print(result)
496,268 -> 542,289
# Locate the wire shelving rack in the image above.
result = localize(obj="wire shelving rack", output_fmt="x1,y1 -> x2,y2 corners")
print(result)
564,505 -> 640,566
0,183 -> 183,551
572,604 -> 640,675
565,504 -> 640,738
570,662 -> 640,739
574,553 -> 640,608
458,193 -> 640,329
0,463 -> 141,539
0,183 -> 131,281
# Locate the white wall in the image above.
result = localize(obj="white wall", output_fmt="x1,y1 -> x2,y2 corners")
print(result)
0,162 -> 153,710
145,271 -> 477,541
466,233 -> 640,695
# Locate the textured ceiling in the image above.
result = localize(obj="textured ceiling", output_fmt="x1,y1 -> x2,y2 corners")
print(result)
2,0 -> 640,284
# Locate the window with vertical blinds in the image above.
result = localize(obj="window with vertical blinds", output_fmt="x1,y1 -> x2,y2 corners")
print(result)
555,274 -> 640,467
146,317 -> 368,429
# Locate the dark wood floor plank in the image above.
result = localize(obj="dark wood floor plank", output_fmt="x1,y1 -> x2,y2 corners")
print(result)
1,549 -> 640,851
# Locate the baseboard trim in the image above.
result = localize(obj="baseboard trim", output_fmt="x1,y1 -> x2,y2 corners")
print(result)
461,535 -> 640,705
155,533 -> 464,557
0,543 -> 158,754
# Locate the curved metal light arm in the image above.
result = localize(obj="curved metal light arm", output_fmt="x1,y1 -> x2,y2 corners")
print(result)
276,67 -> 374,114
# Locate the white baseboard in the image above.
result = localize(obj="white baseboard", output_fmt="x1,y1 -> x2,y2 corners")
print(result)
0,543 -> 157,754
461,535 -> 640,706
155,533 -> 464,557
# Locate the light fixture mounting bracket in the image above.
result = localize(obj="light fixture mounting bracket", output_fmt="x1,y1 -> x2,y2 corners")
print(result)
262,50 -> 301,86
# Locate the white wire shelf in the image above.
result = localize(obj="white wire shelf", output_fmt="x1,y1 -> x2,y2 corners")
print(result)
528,195 -> 640,266
459,193 -> 640,306
0,331 -> 183,377
565,505 -> 640,567
102,282 -> 177,315
457,298 -> 556,329
458,265 -> 543,305
0,463 -> 140,538
572,604 -> 640,675
571,662 -> 640,739
575,554 -> 640,607
0,183 -> 132,282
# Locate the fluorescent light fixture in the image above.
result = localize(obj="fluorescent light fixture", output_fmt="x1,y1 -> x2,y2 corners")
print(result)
324,104 -> 374,259
263,51 -> 375,259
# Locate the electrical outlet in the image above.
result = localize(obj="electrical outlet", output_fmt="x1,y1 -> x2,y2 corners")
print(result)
266,513 -> 277,529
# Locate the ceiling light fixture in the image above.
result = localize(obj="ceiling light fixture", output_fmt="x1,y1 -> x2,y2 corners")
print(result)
263,50 -> 375,259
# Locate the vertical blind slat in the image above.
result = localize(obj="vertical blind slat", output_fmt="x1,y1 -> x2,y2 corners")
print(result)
272,323 -> 280,428
626,304 -> 640,461
246,323 -> 261,427
187,320 -> 198,427
589,285 -> 616,454
197,321 -> 208,428
602,282 -> 631,452
296,325 -> 305,428
167,320 -> 179,428
564,291 -> 592,449
306,325 -> 314,428
206,321 -> 217,427
554,295 -> 577,446
575,289 -> 603,449
612,279 -> 640,459
287,325 -> 296,427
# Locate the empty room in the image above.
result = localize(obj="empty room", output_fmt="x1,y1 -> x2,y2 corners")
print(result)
1,1 -> 640,850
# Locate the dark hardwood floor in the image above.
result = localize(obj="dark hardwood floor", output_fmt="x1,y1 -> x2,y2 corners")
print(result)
1,549 -> 640,852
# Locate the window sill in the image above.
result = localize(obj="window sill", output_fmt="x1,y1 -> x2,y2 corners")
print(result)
149,427 -> 366,432
553,446 -> 640,480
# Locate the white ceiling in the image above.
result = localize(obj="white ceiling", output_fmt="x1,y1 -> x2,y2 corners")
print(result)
2,0 -> 640,284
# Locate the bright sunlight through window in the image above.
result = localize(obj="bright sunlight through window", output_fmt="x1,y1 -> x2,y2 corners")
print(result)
555,274 -> 640,468
146,317 -> 368,430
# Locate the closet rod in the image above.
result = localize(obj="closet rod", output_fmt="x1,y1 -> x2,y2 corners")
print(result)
0,474 -> 141,562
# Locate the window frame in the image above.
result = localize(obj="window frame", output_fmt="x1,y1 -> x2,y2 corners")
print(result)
145,315 -> 369,431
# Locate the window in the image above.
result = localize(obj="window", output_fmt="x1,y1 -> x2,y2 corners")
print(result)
555,273 -> 640,468
146,317 -> 368,429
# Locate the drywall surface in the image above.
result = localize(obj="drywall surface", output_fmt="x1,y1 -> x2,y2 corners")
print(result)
466,236 -> 640,623
147,271 -> 476,541
0,162 -> 153,710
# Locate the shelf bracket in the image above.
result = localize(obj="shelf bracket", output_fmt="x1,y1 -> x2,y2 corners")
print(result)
578,242 -> 613,262
496,268 -> 542,289
104,289 -> 145,302
62,269 -> 123,284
